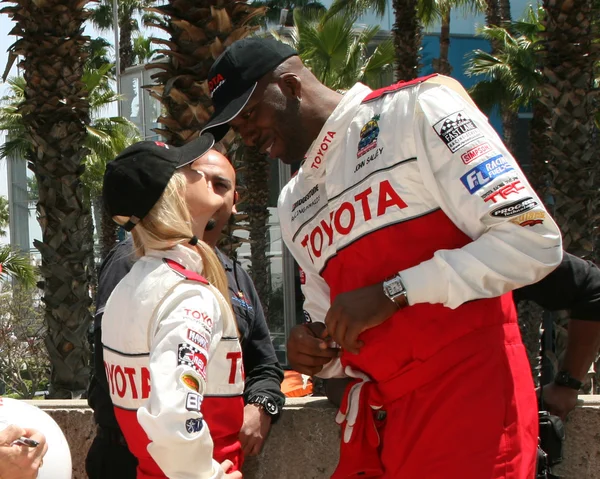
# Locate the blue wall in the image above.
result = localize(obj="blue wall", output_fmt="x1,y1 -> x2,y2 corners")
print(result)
421,34 -> 503,133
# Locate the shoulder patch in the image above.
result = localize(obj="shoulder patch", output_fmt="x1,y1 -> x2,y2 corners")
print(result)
362,74 -> 438,103
164,259 -> 209,285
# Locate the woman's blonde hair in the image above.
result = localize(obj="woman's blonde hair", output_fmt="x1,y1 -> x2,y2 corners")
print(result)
113,170 -> 230,307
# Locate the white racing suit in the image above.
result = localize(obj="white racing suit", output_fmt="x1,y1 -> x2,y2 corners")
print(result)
102,245 -> 244,479
279,75 -> 563,478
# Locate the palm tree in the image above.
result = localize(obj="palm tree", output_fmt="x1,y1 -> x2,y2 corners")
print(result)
326,0 -> 419,80
0,67 -> 140,260
537,0 -> 600,260
465,7 -> 544,165
0,0 -> 94,398
89,0 -> 159,71
274,9 -> 396,90
252,0 -> 326,27
132,33 -> 157,64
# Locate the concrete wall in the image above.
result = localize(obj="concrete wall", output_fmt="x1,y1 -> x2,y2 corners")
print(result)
30,396 -> 600,479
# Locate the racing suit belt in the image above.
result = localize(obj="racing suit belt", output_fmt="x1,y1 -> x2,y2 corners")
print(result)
333,322 -> 524,479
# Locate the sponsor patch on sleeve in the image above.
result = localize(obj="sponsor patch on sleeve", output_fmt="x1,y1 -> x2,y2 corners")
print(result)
183,308 -> 213,333
490,197 -> 539,218
509,211 -> 545,227
460,155 -> 514,194
186,329 -> 209,350
434,110 -> 484,153
178,343 -> 208,379
185,417 -> 204,434
180,373 -> 200,392
481,178 -> 525,204
185,392 -> 202,412
460,142 -> 494,164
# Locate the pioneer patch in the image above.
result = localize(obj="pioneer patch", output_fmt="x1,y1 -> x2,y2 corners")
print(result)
434,111 -> 483,153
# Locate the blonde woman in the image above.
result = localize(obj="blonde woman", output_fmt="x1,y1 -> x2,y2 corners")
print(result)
101,137 -> 244,479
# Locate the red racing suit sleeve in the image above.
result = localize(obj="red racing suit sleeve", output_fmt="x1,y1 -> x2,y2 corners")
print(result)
400,76 -> 563,308
137,283 -> 225,479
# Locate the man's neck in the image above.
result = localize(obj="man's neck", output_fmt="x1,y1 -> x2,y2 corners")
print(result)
305,88 -> 344,144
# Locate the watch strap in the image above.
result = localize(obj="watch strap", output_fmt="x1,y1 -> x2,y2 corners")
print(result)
554,371 -> 582,390
248,394 -> 280,420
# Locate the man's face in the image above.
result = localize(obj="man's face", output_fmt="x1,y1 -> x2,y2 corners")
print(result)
228,76 -> 309,165
187,150 -> 237,239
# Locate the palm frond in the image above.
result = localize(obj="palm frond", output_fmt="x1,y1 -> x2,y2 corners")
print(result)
0,245 -> 36,287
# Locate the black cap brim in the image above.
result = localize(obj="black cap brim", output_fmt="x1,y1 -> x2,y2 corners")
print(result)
200,83 -> 257,142
176,132 -> 216,168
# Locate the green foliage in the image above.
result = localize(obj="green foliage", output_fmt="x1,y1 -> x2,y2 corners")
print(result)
132,34 -> 156,64
0,283 -> 49,399
89,0 -> 159,34
272,10 -> 395,90
465,6 -> 545,113
0,63 -> 140,198
326,0 -> 388,19
0,245 -> 36,287
251,1 -> 327,27
0,196 -> 9,237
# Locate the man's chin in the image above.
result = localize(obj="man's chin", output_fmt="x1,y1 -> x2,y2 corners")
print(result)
205,219 -> 217,231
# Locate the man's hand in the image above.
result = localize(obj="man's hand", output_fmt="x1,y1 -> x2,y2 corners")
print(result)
239,403 -> 272,456
541,382 -> 579,420
221,459 -> 242,478
325,282 -> 400,354
286,323 -> 340,376
0,425 -> 48,479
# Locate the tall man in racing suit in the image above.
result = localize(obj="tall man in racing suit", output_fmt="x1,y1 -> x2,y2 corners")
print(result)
201,38 -> 563,478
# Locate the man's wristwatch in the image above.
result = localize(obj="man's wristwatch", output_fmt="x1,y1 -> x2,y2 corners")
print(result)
247,395 -> 280,421
382,273 -> 408,309
554,370 -> 583,391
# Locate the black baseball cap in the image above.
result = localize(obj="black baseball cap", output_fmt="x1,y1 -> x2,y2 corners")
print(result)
102,135 -> 215,231
201,38 -> 298,142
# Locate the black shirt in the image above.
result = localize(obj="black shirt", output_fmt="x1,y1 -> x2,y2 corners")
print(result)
514,252 -> 600,320
88,238 -> 285,428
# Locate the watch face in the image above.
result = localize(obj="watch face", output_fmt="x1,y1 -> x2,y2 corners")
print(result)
265,400 -> 278,415
385,277 -> 404,296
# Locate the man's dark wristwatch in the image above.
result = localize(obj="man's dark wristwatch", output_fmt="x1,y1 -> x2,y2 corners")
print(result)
248,394 -> 280,421
554,371 -> 583,390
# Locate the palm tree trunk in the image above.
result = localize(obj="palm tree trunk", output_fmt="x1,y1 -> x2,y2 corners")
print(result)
93,195 -> 118,260
498,0 -> 512,22
501,108 -> 519,156
392,0 -> 422,81
432,9 -> 452,76
6,0 -> 94,398
119,13 -> 134,72
242,147 -> 271,318
538,0 -> 600,260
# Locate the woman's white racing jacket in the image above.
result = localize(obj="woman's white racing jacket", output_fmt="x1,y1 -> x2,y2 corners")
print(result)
278,74 -> 563,379
102,245 -> 244,479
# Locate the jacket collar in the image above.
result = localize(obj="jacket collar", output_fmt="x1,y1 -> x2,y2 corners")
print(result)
301,83 -> 372,179
146,244 -> 204,274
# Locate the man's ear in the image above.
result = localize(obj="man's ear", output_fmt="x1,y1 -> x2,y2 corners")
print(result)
278,73 -> 302,100
232,190 -> 239,214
